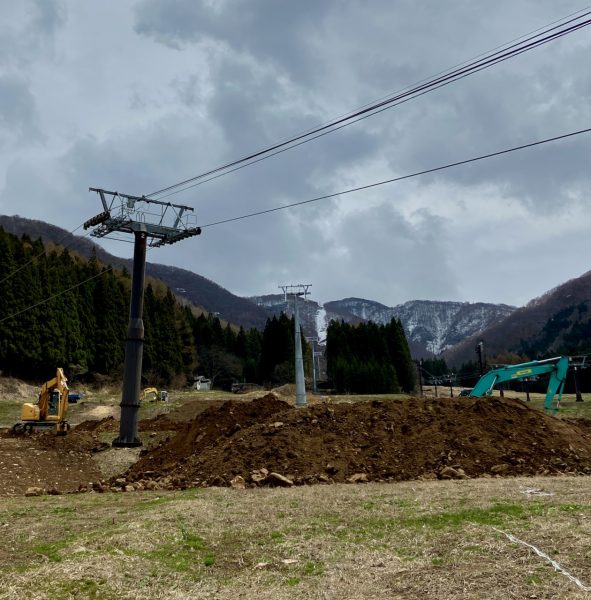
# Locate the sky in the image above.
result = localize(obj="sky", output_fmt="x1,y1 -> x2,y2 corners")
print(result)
0,0 -> 590,308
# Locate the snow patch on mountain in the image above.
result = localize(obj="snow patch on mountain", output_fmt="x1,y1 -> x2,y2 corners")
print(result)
249,294 -> 516,356
315,307 -> 328,342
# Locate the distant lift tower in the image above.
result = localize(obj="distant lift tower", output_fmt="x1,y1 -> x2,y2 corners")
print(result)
306,336 -> 320,393
280,284 -> 311,407
85,188 -> 202,447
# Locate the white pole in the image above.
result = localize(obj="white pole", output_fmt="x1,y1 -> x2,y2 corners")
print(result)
294,294 -> 307,406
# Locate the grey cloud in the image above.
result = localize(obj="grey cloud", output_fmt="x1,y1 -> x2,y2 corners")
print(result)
0,76 -> 43,146
374,49 -> 591,211
134,0 -> 332,84
0,0 -> 66,67
29,0 -> 66,37
203,53 -> 380,174
304,203 -> 459,304
2,0 -> 589,308
135,0 -> 591,216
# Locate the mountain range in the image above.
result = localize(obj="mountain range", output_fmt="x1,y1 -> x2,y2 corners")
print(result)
250,294 -> 516,356
3,214 -> 590,364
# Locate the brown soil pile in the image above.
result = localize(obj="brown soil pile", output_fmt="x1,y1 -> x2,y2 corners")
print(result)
75,413 -> 183,434
74,416 -> 118,433
28,429 -> 110,453
123,394 -> 591,488
0,428 -> 106,496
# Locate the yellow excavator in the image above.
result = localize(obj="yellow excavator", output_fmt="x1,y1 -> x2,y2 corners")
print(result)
12,368 -> 71,435
140,387 -> 169,402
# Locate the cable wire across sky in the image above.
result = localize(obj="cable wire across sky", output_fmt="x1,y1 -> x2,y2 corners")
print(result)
144,9 -> 591,200
197,126 -> 591,229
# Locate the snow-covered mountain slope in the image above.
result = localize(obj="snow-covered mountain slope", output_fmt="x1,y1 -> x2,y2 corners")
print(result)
250,295 -> 516,357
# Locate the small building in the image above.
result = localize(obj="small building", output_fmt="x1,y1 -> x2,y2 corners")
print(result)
191,375 -> 211,391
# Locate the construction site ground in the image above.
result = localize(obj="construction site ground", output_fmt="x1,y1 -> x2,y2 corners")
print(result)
2,384 -> 591,598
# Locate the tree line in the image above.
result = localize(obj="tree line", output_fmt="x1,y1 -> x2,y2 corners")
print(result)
0,228 -> 310,387
0,228 -> 418,392
325,319 -> 415,393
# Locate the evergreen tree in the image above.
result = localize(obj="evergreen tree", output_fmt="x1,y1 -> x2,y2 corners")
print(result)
326,317 -> 413,394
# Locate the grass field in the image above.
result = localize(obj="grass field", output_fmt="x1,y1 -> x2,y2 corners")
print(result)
2,477 -> 591,599
3,386 -> 591,598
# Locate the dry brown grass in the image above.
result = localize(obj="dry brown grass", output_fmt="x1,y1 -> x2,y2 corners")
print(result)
2,476 -> 591,598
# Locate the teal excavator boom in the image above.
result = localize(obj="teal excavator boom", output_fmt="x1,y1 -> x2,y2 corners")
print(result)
468,356 -> 569,412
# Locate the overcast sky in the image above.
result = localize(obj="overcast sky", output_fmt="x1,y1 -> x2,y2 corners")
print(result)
1,1 -> 590,308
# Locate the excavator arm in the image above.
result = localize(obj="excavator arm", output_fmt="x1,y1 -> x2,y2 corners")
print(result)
469,356 -> 569,413
37,368 -> 69,421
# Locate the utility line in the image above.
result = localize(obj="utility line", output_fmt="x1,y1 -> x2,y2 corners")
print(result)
0,222 -> 91,285
198,126 -> 591,229
145,11 -> 591,199
0,267 -> 113,325
152,40 -> 557,201
19,133 -> 583,325
0,219 -> 151,285
0,237 -> 153,324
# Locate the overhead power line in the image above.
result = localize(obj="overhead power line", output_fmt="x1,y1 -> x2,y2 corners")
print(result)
198,126 -> 591,229
0,214 -> 156,286
0,222 -> 90,286
0,267 -> 113,325
145,10 -> 591,199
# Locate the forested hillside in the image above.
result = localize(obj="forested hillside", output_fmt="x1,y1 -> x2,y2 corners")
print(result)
326,319 -> 415,394
0,215 -> 272,330
0,227 -> 302,387
445,270 -> 591,366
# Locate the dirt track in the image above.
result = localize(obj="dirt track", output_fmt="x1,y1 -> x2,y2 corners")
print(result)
3,394 -> 591,496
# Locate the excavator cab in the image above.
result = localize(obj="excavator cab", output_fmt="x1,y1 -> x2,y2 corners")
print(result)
48,390 -> 60,417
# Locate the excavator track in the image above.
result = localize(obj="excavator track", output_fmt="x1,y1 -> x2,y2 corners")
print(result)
11,421 -> 70,435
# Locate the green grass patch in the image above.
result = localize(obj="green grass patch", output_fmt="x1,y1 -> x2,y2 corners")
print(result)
393,546 -> 420,562
302,561 -> 324,576
0,399 -> 24,427
33,540 -> 68,562
125,519 -> 216,572
50,579 -> 116,600
270,531 -> 285,543
402,502 -> 546,530
52,506 -> 77,515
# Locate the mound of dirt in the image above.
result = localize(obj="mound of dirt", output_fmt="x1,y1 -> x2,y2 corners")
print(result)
139,413 -> 184,432
75,413 -> 183,434
0,426 -> 110,496
123,395 -> 591,489
30,429 -> 110,453
75,416 -> 118,433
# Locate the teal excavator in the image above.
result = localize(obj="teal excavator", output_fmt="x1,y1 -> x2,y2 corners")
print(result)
468,356 -> 570,413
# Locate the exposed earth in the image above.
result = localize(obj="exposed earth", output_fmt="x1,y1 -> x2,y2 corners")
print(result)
2,393 -> 591,496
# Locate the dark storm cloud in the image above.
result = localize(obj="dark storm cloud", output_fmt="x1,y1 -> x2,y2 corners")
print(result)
134,0 -> 332,84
